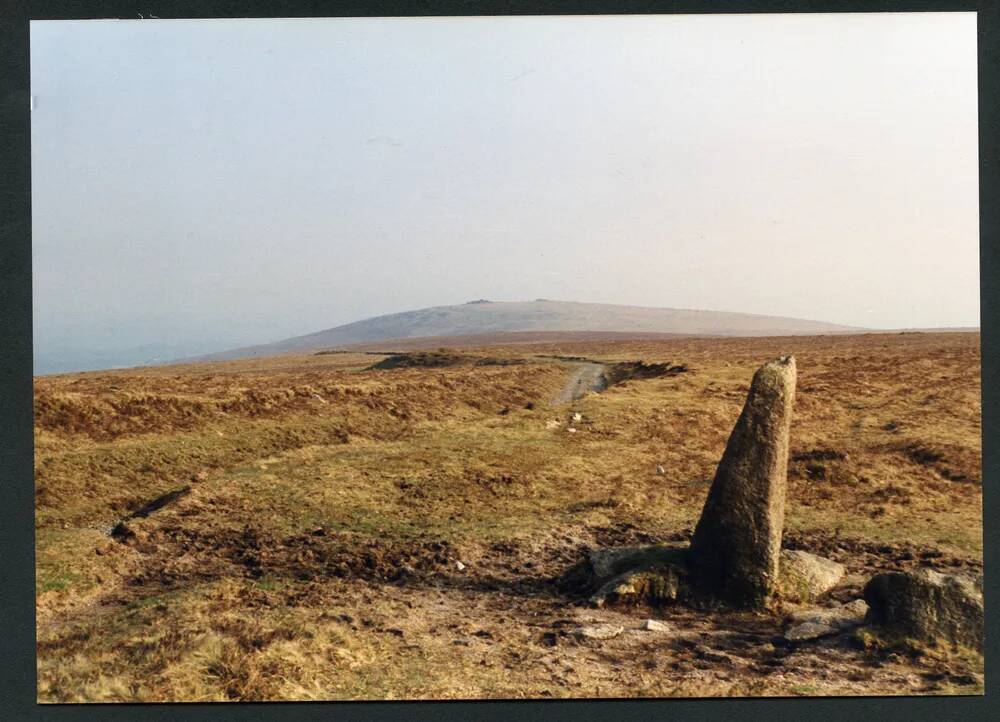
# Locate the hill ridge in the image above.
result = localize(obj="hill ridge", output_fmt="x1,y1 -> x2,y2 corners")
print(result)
189,299 -> 864,363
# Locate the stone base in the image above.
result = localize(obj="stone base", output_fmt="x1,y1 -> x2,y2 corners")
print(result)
560,545 -> 691,608
562,545 -> 845,610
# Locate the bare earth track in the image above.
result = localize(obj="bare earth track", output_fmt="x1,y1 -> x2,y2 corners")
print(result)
552,362 -> 608,405
34,332 -> 982,701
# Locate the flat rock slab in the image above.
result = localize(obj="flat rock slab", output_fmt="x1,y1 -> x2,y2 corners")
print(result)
566,544 -> 844,611
570,546 -> 690,608
788,598 -> 869,626
586,546 -> 687,579
783,599 -> 869,641
573,624 -> 625,641
777,549 -> 846,603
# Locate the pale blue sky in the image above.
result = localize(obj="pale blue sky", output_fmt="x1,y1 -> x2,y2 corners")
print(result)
31,13 -> 979,373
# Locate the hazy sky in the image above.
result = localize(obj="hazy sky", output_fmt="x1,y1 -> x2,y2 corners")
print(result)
31,13 -> 979,373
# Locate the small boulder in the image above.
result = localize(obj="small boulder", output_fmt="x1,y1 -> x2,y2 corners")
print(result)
863,569 -> 983,650
777,549 -> 846,603
655,465 -> 666,476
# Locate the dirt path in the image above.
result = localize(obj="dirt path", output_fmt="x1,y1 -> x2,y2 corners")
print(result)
552,362 -> 608,405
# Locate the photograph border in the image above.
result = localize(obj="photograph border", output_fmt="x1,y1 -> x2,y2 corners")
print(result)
1,1 -> 995,719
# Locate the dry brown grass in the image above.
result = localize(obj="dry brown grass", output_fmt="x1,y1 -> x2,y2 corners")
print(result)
35,332 -> 982,701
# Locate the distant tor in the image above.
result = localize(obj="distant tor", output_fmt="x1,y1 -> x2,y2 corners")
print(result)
189,299 -> 863,363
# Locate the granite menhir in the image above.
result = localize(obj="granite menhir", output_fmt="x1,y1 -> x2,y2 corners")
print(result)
689,355 -> 797,609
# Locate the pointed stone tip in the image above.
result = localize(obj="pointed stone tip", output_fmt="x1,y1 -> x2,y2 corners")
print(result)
752,355 -> 797,391
764,355 -> 795,369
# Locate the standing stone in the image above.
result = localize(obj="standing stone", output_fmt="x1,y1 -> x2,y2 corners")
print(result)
688,356 -> 796,608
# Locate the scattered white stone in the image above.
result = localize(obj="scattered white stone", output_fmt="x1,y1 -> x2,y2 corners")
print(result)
545,420 -> 561,429
311,393 -> 328,404
641,619 -> 672,633
455,561 -> 466,572
572,412 -> 583,422
655,465 -> 666,476
573,624 -> 624,640
567,428 -> 577,434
